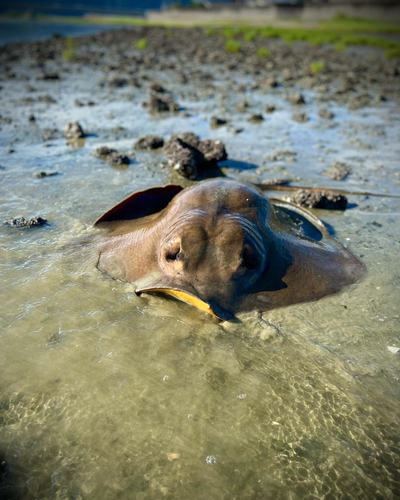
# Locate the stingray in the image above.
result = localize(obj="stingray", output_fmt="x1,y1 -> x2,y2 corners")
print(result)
94,179 -> 365,320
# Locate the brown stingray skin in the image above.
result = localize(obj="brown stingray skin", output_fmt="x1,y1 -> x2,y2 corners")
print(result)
94,179 -> 365,319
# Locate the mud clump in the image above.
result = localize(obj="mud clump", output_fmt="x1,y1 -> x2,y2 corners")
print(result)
210,116 -> 228,128
285,190 -> 347,210
322,162 -> 351,181
4,216 -> 48,228
261,178 -> 291,186
148,86 -> 179,113
33,171 -> 58,178
63,122 -> 84,140
318,108 -> 335,120
289,93 -> 306,105
164,138 -> 202,179
91,146 -> 130,166
163,133 -> 227,179
247,113 -> 264,123
134,135 -> 164,151
293,112 -> 309,123
42,128 -> 61,141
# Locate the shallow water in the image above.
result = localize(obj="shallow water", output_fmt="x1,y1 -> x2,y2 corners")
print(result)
1,29 -> 400,499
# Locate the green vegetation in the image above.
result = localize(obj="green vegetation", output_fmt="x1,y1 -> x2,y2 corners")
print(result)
135,38 -> 148,50
244,30 -> 257,42
225,40 -> 241,54
310,60 -> 325,74
2,12 -> 400,59
256,47 -> 271,58
61,37 -> 75,62
204,27 -> 217,36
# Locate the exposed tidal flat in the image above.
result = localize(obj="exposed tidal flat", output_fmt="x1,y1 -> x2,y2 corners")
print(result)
0,20 -> 400,499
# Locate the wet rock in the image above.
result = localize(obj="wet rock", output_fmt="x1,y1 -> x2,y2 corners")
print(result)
292,112 -> 309,123
289,93 -> 306,105
318,108 -> 334,120
198,139 -> 227,163
108,76 -> 129,87
210,116 -> 228,128
149,93 -> 179,113
63,122 -> 84,140
247,113 -> 264,123
265,104 -> 276,113
4,216 -> 48,228
163,138 -> 202,179
284,190 -> 347,210
322,162 -> 351,181
169,132 -> 200,150
91,146 -> 117,158
33,171 -> 58,178
107,152 -> 130,166
28,114 -> 35,123
134,135 -> 164,151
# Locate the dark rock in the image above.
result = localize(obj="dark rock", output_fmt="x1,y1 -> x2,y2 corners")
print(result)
63,122 -> 84,140
134,135 -> 164,151
149,93 -> 179,113
4,216 -> 48,228
322,162 -> 351,181
198,139 -> 227,163
28,114 -> 36,123
91,146 -> 117,158
292,112 -> 309,123
163,138 -> 202,179
265,104 -> 276,113
210,116 -> 228,128
169,132 -> 200,150
108,77 -> 129,87
247,113 -> 264,123
284,190 -> 347,210
33,171 -> 58,178
106,152 -> 130,166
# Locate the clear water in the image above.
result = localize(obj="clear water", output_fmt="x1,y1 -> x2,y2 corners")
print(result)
1,30 -> 400,499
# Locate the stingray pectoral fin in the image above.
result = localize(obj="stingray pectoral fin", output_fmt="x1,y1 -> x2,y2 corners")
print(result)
239,197 -> 366,314
94,184 -> 183,225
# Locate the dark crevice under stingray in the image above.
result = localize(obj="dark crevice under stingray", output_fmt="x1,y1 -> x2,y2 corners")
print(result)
94,179 -> 365,320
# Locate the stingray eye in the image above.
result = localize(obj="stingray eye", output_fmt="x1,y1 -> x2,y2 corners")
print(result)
242,244 -> 259,271
165,238 -> 181,262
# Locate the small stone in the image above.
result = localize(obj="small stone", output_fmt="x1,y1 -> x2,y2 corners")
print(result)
265,104 -> 276,113
106,152 -> 129,166
206,456 -> 217,465
63,122 -> 84,140
148,93 -> 179,113
167,453 -> 181,461
42,128 -> 60,141
134,135 -> 164,151
198,139 -> 227,163
322,161 -> 351,181
247,113 -> 264,123
318,108 -> 334,120
4,216 -> 47,229
284,190 -> 347,210
261,178 -> 291,186
210,116 -> 228,128
28,114 -> 36,123
388,346 -> 400,354
91,146 -> 117,158
292,112 -> 309,123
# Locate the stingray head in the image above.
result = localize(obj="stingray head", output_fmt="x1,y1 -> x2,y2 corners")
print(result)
94,180 -> 365,320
